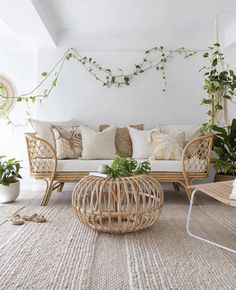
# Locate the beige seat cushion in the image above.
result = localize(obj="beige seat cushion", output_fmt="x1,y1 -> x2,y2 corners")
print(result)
50,126 -> 82,160
99,124 -> 144,157
55,159 -> 206,173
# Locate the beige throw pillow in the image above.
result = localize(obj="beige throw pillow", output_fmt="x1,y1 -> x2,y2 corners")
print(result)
99,124 -> 144,157
160,125 -> 200,144
150,131 -> 185,160
128,126 -> 160,159
81,126 -> 116,159
50,126 -> 82,160
29,119 -> 73,146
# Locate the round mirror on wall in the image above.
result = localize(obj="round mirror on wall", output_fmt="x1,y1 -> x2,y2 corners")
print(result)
0,75 -> 15,117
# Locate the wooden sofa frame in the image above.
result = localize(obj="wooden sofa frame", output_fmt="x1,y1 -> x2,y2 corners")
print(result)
25,133 -> 213,206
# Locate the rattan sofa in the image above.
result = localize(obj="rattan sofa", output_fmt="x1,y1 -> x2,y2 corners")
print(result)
25,133 -> 213,206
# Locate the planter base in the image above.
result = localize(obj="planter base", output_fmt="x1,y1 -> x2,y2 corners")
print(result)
214,174 -> 235,183
0,181 -> 20,203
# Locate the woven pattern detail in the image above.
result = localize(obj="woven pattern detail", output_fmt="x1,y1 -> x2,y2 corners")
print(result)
25,134 -> 56,174
0,202 -> 98,290
1,191 -> 236,289
72,175 -> 164,233
183,134 -> 213,173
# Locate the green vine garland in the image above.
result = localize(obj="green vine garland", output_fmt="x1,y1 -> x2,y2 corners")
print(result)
0,46 -> 197,126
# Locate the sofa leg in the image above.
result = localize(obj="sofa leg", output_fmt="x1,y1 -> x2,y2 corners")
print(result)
57,182 -> 64,192
41,180 -> 54,206
173,182 -> 180,192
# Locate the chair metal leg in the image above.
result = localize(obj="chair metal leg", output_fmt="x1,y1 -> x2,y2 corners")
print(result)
186,189 -> 236,254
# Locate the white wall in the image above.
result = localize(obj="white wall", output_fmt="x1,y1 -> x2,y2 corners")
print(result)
36,43 -> 235,127
0,48 -> 37,190
0,40 -> 235,191
36,46 -> 206,127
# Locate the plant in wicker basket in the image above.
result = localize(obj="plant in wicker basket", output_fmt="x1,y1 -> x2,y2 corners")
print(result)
105,156 -> 151,178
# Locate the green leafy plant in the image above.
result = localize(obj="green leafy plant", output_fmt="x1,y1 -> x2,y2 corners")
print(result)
200,43 -> 236,132
0,156 -> 22,186
105,156 -> 151,178
211,119 -> 236,175
0,46 -> 197,127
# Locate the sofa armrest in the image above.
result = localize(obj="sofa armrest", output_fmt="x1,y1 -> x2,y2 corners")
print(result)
25,133 -> 57,175
182,134 -> 213,174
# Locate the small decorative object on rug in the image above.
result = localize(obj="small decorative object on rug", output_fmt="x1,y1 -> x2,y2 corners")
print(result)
7,213 -> 47,225
7,214 -> 24,225
0,156 -> 22,203
22,213 -> 47,223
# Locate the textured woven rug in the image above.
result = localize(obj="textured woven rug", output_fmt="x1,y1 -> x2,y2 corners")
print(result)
0,190 -> 236,289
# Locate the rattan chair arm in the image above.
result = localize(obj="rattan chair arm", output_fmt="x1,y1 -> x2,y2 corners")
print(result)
25,133 -> 57,175
182,134 -> 213,175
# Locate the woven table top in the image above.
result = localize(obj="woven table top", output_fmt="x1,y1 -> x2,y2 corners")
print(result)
190,180 -> 236,207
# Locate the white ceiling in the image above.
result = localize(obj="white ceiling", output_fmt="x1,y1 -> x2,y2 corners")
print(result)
0,0 -> 236,48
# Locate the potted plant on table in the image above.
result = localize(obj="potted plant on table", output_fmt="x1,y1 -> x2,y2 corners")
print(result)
0,156 -> 22,203
104,156 -> 151,177
211,119 -> 236,182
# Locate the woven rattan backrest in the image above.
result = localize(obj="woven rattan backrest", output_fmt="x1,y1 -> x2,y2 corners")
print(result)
25,133 -> 57,174
182,134 -> 213,173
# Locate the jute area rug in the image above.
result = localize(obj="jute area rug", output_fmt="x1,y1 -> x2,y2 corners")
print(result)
0,189 -> 236,290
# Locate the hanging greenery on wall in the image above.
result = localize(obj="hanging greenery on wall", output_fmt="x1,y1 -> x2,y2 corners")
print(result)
200,43 -> 236,132
0,46 -> 197,126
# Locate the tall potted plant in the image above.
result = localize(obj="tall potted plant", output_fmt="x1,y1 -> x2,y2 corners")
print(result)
0,156 -> 22,203
211,119 -> 236,181
200,43 -> 236,132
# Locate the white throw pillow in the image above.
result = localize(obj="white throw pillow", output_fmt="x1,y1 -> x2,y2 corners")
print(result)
128,126 -> 160,159
160,124 -> 200,144
150,131 -> 185,160
81,126 -> 116,159
29,119 -> 73,146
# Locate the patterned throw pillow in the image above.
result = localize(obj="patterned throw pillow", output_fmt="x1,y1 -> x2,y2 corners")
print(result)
50,126 -> 82,159
99,124 -> 144,157
150,131 -> 185,160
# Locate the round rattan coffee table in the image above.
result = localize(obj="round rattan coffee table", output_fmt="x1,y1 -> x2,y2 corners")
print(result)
72,175 -> 164,233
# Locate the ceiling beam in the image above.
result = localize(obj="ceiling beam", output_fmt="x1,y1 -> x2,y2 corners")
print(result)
0,0 -> 57,47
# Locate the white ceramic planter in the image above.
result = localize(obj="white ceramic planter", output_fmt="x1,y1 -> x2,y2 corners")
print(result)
0,181 -> 20,203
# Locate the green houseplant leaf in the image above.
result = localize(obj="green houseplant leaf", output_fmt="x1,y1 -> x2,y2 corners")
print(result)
105,156 -> 151,178
0,157 -> 22,186
212,119 -> 236,176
